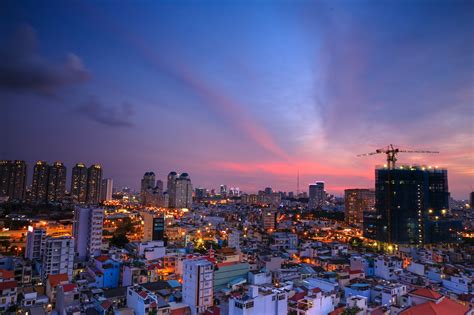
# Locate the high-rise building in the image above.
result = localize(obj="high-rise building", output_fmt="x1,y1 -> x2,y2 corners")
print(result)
364,165 -> 461,245
71,163 -> 88,203
175,173 -> 192,208
141,172 -> 165,206
470,192 -> 474,209
42,236 -> 74,281
195,188 -> 207,200
167,172 -> 178,208
86,164 -> 102,204
220,184 -> 228,197
183,259 -> 214,315
72,207 -> 104,261
25,226 -> 46,261
308,182 -> 325,209
264,187 -> 273,195
0,160 -> 27,201
47,162 -> 67,203
155,179 -> 163,192
344,189 -> 375,227
141,172 -> 156,194
31,161 -> 49,203
100,178 -> 113,202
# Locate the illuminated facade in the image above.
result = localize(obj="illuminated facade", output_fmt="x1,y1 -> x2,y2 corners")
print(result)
47,161 -> 67,202
71,163 -> 88,203
86,164 -> 102,204
31,161 -> 49,203
309,182 -> 325,209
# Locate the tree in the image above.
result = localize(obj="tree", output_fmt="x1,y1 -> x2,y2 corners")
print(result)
110,233 -> 129,248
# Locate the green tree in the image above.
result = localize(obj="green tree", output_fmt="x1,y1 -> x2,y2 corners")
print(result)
110,233 -> 129,248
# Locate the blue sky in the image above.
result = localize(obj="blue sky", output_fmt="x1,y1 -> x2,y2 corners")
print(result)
1,0 -> 473,198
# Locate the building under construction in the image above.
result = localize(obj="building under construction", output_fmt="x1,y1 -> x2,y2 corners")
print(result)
363,165 -> 462,245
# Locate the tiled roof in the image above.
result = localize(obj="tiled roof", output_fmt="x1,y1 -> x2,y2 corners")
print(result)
0,280 -> 17,290
95,255 -> 110,263
61,283 -> 77,293
409,288 -> 443,300
400,297 -> 469,315
48,274 -> 69,287
0,269 -> 14,280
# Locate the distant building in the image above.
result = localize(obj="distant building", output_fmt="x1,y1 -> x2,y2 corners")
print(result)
86,164 -> 102,204
31,161 -> 49,203
42,236 -> 74,281
71,163 -> 88,203
344,189 -> 375,227
141,171 -> 156,193
308,182 -> 325,209
470,191 -> 474,209
365,165 -> 461,245
25,226 -> 46,261
183,259 -> 214,315
167,171 -> 178,208
263,210 -> 276,231
220,184 -> 228,197
47,161 -> 67,203
0,160 -> 27,201
195,187 -> 207,200
166,171 -> 193,208
72,207 -> 104,261
100,178 -> 113,202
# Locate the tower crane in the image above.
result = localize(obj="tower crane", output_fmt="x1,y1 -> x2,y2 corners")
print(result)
357,144 -> 439,169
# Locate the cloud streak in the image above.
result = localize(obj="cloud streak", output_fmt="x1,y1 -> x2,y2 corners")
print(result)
76,97 -> 135,127
80,4 -> 288,159
0,25 -> 90,95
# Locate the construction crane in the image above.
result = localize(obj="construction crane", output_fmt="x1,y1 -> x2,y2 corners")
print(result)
357,144 -> 439,169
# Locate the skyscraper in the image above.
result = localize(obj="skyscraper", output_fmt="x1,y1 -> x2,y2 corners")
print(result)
364,165 -> 461,245
183,259 -> 214,315
31,161 -> 49,203
220,184 -> 227,197
141,172 -> 156,194
141,172 -> 163,206
47,162 -> 67,203
167,171 -> 178,208
344,189 -> 375,227
0,160 -> 27,201
86,164 -> 102,204
71,163 -> 88,203
308,182 -> 325,209
72,207 -> 104,261
100,178 -> 113,202
175,173 -> 193,208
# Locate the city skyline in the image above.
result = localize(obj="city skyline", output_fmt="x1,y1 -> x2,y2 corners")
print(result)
1,1 -> 473,198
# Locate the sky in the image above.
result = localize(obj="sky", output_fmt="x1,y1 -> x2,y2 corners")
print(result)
1,0 -> 473,198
